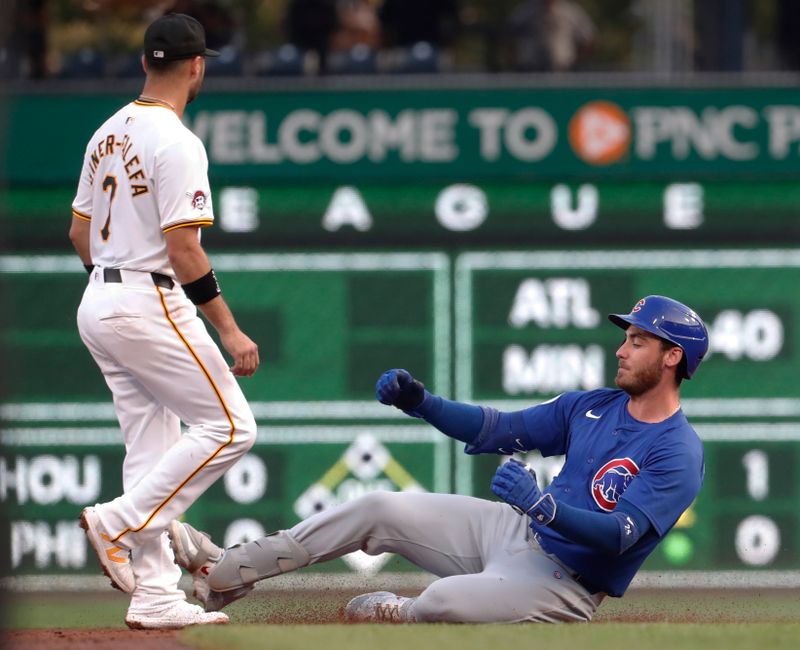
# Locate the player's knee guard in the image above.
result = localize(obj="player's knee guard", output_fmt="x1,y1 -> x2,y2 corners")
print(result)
207,530 -> 310,591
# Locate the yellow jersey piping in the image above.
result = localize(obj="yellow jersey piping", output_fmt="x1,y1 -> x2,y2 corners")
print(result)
110,286 -> 236,543
133,98 -> 176,112
162,219 -> 214,233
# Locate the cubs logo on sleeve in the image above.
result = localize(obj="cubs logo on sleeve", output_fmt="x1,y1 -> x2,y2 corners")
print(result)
591,457 -> 639,511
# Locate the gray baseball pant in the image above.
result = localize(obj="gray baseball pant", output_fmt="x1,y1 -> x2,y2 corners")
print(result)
288,490 -> 605,623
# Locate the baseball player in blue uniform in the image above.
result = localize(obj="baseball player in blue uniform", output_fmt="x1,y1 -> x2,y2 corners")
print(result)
168,295 -> 708,623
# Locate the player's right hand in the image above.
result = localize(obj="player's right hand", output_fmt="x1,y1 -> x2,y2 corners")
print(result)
375,369 -> 426,412
220,328 -> 259,377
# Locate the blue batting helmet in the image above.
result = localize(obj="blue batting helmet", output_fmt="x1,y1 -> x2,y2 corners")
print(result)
608,295 -> 709,379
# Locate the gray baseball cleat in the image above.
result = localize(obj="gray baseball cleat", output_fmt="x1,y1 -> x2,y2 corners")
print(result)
345,591 -> 415,623
167,520 -> 253,612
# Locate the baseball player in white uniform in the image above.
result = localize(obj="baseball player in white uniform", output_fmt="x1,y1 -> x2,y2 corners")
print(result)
68,13 -> 259,629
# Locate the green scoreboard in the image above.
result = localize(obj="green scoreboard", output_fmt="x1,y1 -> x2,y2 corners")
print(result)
0,253 -> 451,575
2,249 -> 799,576
2,83 -> 800,583
454,250 -> 800,572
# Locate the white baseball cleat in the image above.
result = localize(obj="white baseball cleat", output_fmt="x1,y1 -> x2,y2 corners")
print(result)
168,520 -> 252,612
79,506 -> 135,594
125,599 -> 229,629
345,591 -> 414,623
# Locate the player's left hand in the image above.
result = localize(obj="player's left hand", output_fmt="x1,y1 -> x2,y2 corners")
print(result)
220,328 -> 259,377
375,369 -> 426,413
491,459 -> 542,512
491,459 -> 557,525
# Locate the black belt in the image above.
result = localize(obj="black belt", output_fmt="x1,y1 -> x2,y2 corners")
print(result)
103,267 -> 174,290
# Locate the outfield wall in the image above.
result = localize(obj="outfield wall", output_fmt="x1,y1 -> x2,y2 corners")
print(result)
2,79 -> 799,583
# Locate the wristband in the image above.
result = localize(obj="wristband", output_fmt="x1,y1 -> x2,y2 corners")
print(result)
526,493 -> 557,526
182,269 -> 221,305
84,264 -> 94,274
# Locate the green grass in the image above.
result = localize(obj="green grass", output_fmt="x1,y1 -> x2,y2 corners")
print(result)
3,588 -> 800,650
182,623 -> 800,650
594,588 -> 800,623
1,592 -> 130,629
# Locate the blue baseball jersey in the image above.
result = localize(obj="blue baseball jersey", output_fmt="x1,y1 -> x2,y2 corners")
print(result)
467,388 -> 704,597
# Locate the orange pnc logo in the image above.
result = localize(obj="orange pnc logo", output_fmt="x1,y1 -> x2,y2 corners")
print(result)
568,101 -> 631,166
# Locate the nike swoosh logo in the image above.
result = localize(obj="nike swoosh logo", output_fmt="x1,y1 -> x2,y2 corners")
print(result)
585,409 -> 602,419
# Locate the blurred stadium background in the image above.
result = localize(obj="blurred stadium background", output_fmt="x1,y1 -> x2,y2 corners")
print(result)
1,0 -> 800,608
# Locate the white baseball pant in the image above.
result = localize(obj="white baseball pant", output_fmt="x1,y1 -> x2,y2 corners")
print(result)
77,268 -> 256,606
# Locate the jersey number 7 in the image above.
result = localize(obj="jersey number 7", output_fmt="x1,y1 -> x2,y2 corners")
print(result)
101,174 -> 118,242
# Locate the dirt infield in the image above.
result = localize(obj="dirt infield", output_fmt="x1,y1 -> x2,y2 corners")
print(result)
2,629 -> 192,649
4,588 -> 799,649
1,589 -> 354,649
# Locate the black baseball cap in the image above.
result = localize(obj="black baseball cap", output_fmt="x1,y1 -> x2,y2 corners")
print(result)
144,13 -> 220,63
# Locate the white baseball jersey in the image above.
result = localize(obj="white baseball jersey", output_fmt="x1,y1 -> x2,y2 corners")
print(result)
73,96 -> 256,612
72,97 -> 214,275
